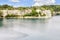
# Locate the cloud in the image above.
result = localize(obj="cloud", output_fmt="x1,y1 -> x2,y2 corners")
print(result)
10,0 -> 20,2
33,0 -> 56,6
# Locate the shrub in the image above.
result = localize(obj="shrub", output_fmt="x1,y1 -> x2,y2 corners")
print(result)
23,10 -> 38,17
6,14 -> 19,17
40,13 -> 46,16
0,11 -> 3,17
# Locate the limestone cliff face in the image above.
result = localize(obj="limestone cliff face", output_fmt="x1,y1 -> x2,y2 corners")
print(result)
42,10 -> 52,18
0,9 -> 32,17
0,9 -> 52,18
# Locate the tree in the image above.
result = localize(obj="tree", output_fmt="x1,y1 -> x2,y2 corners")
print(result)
0,4 -> 14,10
23,9 -> 38,17
0,11 -> 3,17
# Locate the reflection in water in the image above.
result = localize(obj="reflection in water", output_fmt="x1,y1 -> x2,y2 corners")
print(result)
0,18 -> 3,27
0,16 -> 60,40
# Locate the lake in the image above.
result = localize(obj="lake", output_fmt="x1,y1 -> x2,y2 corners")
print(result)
0,16 -> 60,40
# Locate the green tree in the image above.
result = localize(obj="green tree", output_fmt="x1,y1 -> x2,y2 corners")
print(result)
23,9 -> 38,17
0,11 -> 3,17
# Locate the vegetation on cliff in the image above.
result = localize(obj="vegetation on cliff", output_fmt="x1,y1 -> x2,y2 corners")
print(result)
0,4 -> 60,17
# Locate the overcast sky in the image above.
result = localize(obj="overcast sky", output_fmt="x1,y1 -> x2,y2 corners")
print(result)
0,0 -> 60,7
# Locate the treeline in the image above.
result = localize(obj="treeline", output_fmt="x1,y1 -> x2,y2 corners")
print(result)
0,4 -> 30,10
31,5 -> 60,12
0,5 -> 14,10
0,4 -> 60,12
40,5 -> 60,12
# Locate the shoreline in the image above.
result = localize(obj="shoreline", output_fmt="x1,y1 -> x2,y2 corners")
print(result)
0,16 -> 51,19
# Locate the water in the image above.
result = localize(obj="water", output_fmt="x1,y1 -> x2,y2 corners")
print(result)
0,16 -> 60,40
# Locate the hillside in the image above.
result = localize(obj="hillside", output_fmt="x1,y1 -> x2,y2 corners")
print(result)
0,5 -> 60,12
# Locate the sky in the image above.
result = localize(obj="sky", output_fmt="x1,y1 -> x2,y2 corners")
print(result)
0,0 -> 60,7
